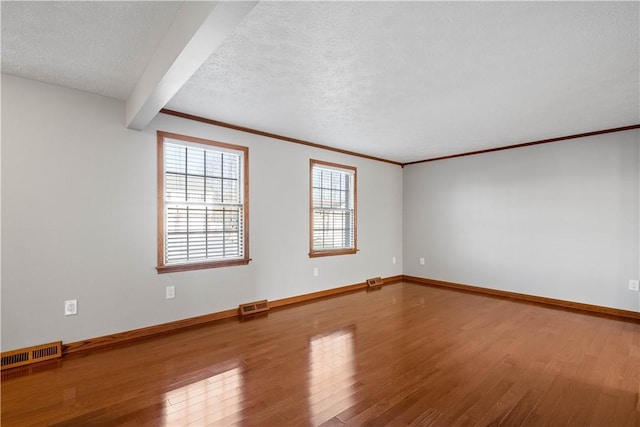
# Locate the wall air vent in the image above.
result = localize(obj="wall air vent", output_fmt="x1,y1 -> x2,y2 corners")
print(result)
367,277 -> 384,288
1,341 -> 62,371
239,300 -> 270,316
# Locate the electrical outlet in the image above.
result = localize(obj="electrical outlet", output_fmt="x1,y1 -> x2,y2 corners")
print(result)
419,257 -> 425,265
166,286 -> 175,299
629,280 -> 639,291
313,267 -> 319,277
64,300 -> 77,316
392,256 -> 397,264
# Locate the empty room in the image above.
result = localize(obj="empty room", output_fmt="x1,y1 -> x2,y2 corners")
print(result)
1,1 -> 638,426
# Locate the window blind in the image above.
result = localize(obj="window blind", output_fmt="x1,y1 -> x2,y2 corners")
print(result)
311,164 -> 355,251
164,142 -> 244,264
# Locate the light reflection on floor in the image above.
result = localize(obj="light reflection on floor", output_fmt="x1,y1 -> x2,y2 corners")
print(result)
162,366 -> 243,425
308,329 -> 356,425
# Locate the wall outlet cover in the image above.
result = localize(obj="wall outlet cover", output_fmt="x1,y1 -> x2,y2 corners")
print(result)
629,280 -> 639,291
64,300 -> 77,316
166,286 -> 175,299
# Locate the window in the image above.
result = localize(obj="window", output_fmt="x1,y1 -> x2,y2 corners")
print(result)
309,159 -> 357,257
157,131 -> 249,273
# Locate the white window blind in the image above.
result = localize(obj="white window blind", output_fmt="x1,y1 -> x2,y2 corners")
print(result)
311,161 -> 356,254
163,140 -> 245,265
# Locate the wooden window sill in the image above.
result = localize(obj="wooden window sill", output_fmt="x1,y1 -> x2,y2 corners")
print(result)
156,258 -> 251,274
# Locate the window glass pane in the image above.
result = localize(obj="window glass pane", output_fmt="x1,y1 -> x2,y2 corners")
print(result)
186,174 -> 205,202
222,179 -> 239,204
205,177 -> 221,203
187,148 -> 205,176
206,151 -> 223,177
312,188 -> 321,207
223,154 -> 240,180
165,144 -> 186,174
166,173 -> 185,202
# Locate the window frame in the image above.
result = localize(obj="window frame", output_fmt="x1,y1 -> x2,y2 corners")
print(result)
156,131 -> 250,274
309,159 -> 358,258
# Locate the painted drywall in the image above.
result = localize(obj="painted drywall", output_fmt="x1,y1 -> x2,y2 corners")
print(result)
403,131 -> 640,312
0,74 -> 403,351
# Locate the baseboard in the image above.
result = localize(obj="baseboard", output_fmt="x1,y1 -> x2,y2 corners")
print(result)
63,308 -> 239,354
270,274 -> 403,308
403,275 -> 640,321
63,274 -> 404,355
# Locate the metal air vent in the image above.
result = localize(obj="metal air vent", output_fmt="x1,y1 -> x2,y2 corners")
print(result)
1,341 -> 62,371
239,300 -> 269,316
367,277 -> 384,288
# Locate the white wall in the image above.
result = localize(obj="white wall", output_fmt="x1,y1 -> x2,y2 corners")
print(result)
403,130 -> 640,312
1,74 -> 403,351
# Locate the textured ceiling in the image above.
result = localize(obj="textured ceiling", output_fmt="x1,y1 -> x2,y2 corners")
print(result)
166,1 -> 639,162
1,1 -> 183,100
2,1 -> 639,163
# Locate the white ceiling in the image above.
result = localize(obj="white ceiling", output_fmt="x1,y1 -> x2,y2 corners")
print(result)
1,1 -> 183,100
2,1 -> 638,163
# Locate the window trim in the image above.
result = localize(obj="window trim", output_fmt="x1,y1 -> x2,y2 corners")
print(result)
309,159 -> 358,258
156,131 -> 250,274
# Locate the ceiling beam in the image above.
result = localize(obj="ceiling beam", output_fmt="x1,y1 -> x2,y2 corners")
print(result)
125,1 -> 258,130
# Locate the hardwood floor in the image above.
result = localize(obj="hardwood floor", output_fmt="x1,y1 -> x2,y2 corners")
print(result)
2,282 -> 639,426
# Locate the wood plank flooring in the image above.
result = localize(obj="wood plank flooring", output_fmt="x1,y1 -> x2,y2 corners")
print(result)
2,282 -> 639,426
